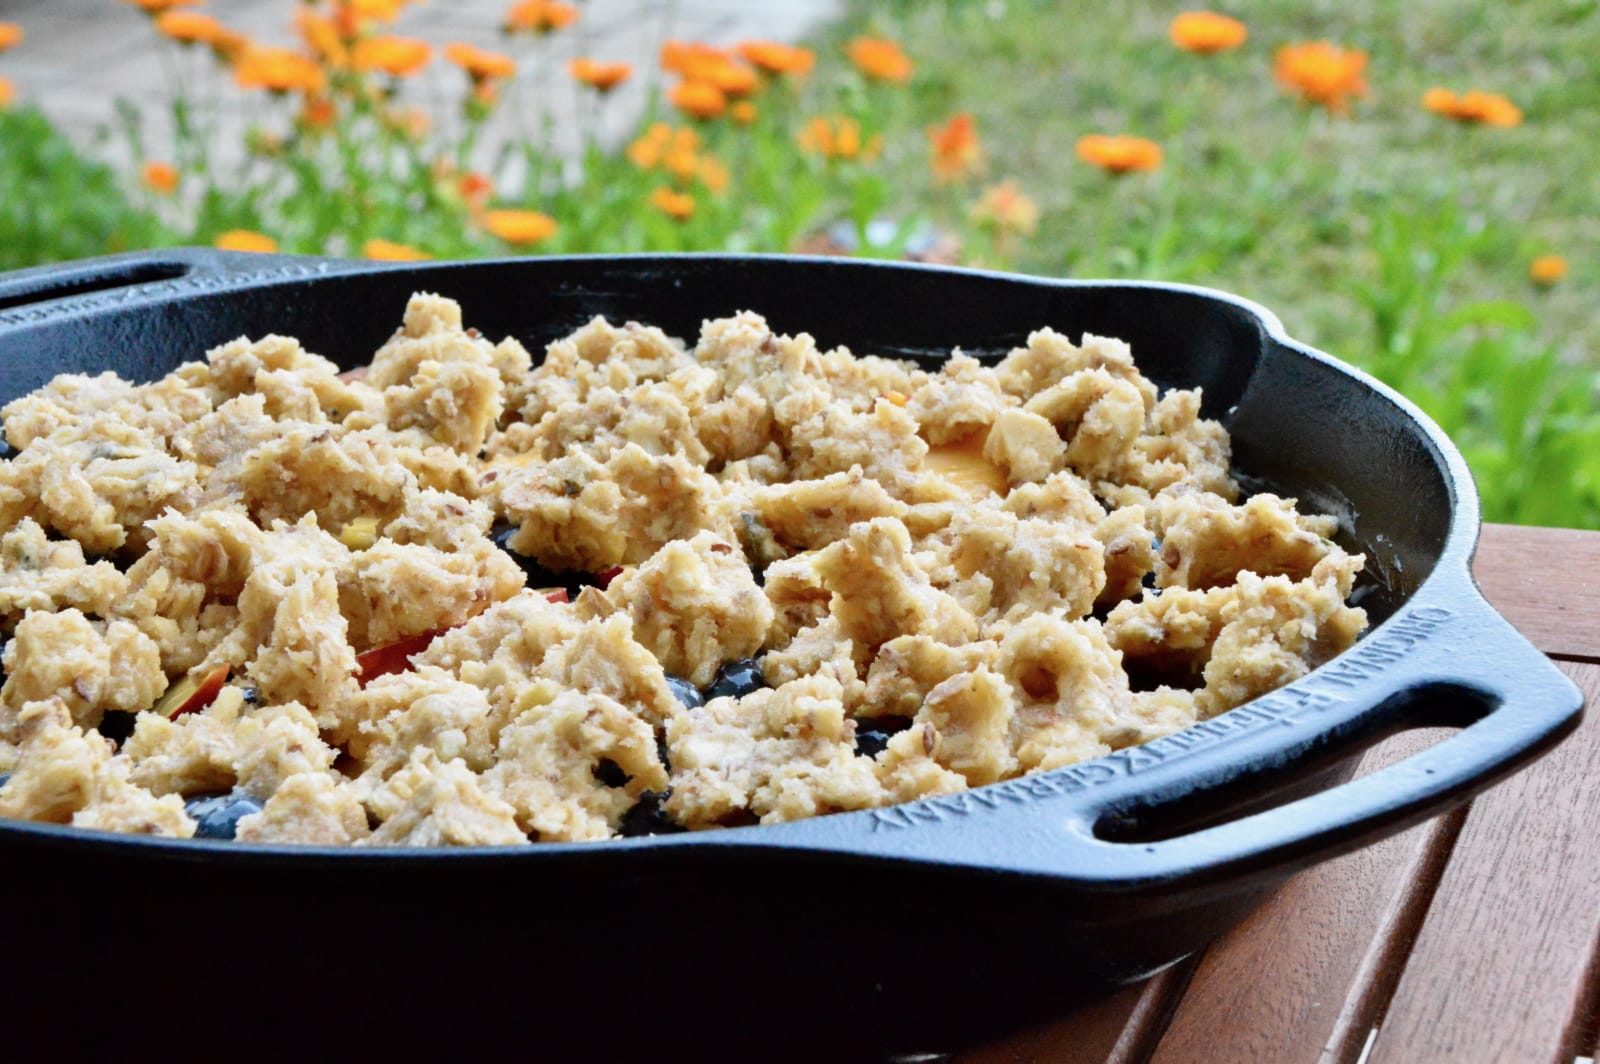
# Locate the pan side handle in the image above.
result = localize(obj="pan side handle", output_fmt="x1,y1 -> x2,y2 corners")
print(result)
1044,581 -> 1584,891
0,248 -> 350,326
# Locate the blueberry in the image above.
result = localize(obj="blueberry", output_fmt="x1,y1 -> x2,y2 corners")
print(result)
98,711 -> 137,747
665,675 -> 704,710
490,522 -> 586,596
592,757 -> 630,788
853,716 -> 912,759
0,772 -> 10,791
0,439 -> 13,461
185,791 -> 264,840
238,685 -> 261,706
619,791 -> 684,837
706,657 -> 765,701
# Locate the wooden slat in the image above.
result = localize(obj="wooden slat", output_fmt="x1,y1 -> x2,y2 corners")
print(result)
956,958 -> 1198,1064
1367,660 -> 1600,1064
1474,524 -> 1600,662
1144,731 -> 1464,1064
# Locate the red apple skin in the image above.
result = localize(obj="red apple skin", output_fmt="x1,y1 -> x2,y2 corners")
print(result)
537,588 -> 570,604
354,629 -> 443,686
164,664 -> 231,720
594,566 -> 624,589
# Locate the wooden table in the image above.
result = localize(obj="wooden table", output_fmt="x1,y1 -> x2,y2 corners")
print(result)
958,524 -> 1600,1064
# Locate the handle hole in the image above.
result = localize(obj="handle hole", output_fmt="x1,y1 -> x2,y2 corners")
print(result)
0,262 -> 192,314
1093,684 -> 1493,844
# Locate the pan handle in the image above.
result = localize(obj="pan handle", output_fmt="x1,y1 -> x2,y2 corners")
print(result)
1049,583 -> 1581,889
783,581 -> 1582,892
0,248 -> 350,323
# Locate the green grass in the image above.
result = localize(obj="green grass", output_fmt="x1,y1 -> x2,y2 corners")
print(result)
0,107 -> 168,271
1,0 -> 1595,527
816,0 -> 1600,528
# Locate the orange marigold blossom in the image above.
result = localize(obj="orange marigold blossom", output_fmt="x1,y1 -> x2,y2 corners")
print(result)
504,0 -> 578,35
661,41 -> 729,76
664,145 -> 699,183
363,239 -> 431,262
352,35 -> 432,78
0,78 -> 17,109
124,0 -> 201,15
970,180 -> 1039,236
676,54 -> 758,97
299,95 -> 337,131
334,0 -> 408,35
234,47 -> 326,95
1076,134 -> 1163,174
1529,255 -> 1568,286
669,79 -> 726,120
214,229 -> 279,254
847,37 -> 913,83
568,57 -> 632,93
445,42 -> 515,82
1274,42 -> 1367,113
0,22 -> 24,52
928,112 -> 981,183
798,115 -> 879,162
1422,87 -> 1521,127
1169,11 -> 1247,54
295,9 -> 348,68
156,11 -> 224,46
141,160 -> 180,194
738,40 -> 815,77
698,156 -> 729,194
650,186 -> 695,221
731,100 -> 757,126
206,27 -> 252,63
482,208 -> 557,246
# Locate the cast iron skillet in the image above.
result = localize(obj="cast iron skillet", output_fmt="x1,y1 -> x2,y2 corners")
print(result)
0,251 -> 1583,1059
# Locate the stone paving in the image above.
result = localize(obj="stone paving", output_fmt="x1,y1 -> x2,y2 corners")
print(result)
0,0 -> 840,167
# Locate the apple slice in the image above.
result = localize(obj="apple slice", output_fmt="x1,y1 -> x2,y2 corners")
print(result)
153,663 -> 231,720
924,432 -> 1009,497
594,566 -> 624,590
355,629 -> 445,686
535,588 -> 570,604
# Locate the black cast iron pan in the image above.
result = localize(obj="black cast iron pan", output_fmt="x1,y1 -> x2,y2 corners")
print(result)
0,251 -> 1583,1060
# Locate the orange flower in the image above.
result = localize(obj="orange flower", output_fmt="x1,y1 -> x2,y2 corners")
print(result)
1076,134 -> 1163,174
234,47 -> 327,95
445,42 -> 515,82
353,35 -> 432,78
738,40 -> 815,77
661,41 -> 729,76
1422,87 -> 1522,127
295,9 -> 348,68
1529,255 -> 1568,287
697,156 -> 729,194
458,170 -> 494,208
207,27 -> 252,63
334,0 -> 408,35
568,58 -> 632,93
1274,42 -> 1368,113
0,22 -> 24,52
928,112 -> 981,183
731,100 -> 757,126
669,79 -> 726,120
970,180 -> 1039,237
798,115 -> 879,162
124,0 -> 202,15
1169,12 -> 1247,54
504,0 -> 578,35
141,161 -> 180,194
214,229 -> 279,254
847,37 -> 913,83
482,208 -> 557,246
156,11 -> 225,47
0,78 -> 16,109
650,186 -> 695,222
298,94 -> 337,131
363,239 -> 431,262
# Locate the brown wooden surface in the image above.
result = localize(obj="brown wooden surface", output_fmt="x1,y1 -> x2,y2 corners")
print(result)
1474,524 -> 1600,663
956,524 -> 1600,1064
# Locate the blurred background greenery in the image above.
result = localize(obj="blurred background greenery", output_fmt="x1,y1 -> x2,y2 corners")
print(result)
0,0 -> 1594,526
